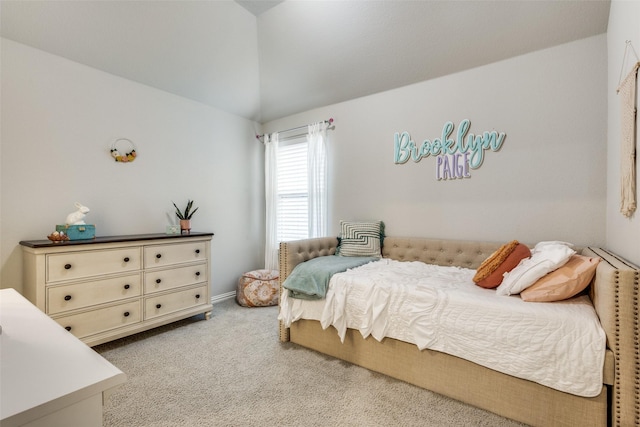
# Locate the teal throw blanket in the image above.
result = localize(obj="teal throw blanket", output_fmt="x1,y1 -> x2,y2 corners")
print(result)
284,255 -> 377,300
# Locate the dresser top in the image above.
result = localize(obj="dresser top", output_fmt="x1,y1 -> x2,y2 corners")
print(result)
0,288 -> 126,426
19,232 -> 214,248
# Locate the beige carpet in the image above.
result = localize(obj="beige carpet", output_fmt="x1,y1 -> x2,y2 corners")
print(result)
95,299 -> 527,427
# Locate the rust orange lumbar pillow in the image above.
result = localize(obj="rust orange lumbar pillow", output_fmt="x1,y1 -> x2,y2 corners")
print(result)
473,240 -> 531,289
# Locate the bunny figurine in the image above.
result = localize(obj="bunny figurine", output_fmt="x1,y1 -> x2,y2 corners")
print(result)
65,202 -> 90,225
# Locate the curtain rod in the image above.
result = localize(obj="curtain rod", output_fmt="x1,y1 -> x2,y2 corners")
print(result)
256,118 -> 334,143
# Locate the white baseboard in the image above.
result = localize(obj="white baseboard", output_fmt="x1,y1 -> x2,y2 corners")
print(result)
211,291 -> 235,304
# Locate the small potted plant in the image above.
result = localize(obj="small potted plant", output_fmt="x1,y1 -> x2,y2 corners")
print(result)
172,200 -> 199,234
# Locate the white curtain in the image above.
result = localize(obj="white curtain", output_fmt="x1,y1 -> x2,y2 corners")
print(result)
264,132 -> 279,271
307,122 -> 328,238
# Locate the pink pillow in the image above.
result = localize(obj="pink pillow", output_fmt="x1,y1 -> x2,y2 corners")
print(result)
520,255 -> 600,302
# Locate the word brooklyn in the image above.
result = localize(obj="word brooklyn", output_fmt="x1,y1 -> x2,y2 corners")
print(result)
394,119 -> 506,180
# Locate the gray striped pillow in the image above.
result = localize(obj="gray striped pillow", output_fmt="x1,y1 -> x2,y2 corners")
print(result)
338,220 -> 382,257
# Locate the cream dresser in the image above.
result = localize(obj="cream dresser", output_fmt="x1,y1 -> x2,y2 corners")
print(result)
20,232 -> 213,346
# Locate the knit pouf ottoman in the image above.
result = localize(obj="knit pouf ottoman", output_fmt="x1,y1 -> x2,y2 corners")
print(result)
236,269 -> 279,307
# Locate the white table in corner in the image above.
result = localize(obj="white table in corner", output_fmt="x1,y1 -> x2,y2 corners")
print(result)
0,288 -> 126,427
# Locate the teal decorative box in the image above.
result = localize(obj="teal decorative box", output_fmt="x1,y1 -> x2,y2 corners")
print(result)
55,224 -> 96,240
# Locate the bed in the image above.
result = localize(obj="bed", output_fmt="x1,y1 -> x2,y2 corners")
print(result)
277,236 -> 640,427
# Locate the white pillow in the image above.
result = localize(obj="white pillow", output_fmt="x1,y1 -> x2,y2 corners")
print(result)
532,241 -> 574,252
496,244 -> 576,296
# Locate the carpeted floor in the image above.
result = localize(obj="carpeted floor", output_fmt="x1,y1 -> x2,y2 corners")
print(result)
95,298 -> 527,427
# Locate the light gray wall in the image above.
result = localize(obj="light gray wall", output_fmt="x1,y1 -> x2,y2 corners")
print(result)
263,35 -> 607,248
606,0 -> 640,266
0,29 -> 618,298
0,38 -> 265,297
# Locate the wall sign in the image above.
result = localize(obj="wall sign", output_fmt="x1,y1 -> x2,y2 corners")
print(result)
394,119 -> 506,180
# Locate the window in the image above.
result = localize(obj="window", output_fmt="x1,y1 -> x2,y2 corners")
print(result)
264,123 -> 328,270
276,139 -> 308,242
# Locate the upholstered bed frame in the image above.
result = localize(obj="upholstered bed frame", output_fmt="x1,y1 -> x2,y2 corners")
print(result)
278,236 -> 640,427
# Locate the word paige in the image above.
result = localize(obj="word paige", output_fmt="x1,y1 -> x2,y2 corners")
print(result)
394,119 -> 506,180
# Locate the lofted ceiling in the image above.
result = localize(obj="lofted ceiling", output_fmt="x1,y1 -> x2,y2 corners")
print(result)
1,1 -> 610,124
236,1 -> 284,16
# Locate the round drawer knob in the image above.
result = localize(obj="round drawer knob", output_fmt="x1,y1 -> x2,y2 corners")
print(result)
124,284 -> 130,290
65,326 -> 72,331
195,249 -> 200,254
64,295 -> 72,301
123,257 -> 130,262
195,294 -> 201,299
64,264 -> 72,270
156,254 -> 162,259
124,311 -> 130,317
156,278 -> 162,284
195,271 -> 201,276
156,304 -> 162,309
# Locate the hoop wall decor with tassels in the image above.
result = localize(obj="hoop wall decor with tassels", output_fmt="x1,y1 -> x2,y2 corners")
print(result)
110,138 -> 137,163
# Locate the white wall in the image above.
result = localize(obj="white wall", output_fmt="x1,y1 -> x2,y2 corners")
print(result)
264,35 -> 607,248
607,0 -> 640,266
0,38 -> 265,296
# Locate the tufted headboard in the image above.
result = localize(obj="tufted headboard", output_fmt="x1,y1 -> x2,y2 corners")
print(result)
381,237 -> 502,269
278,236 -> 503,282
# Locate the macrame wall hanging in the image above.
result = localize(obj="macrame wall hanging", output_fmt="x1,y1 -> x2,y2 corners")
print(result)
616,41 -> 640,218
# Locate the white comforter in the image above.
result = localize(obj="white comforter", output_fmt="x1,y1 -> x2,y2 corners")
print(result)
279,259 -> 606,397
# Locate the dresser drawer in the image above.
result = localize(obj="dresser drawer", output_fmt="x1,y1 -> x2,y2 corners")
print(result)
144,285 -> 208,320
54,300 -> 141,339
144,263 -> 207,294
144,241 -> 206,269
47,274 -> 142,315
47,248 -> 141,283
